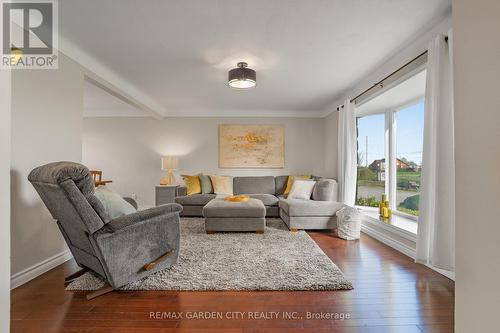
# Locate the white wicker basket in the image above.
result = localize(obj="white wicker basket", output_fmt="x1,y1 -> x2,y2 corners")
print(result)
336,206 -> 363,240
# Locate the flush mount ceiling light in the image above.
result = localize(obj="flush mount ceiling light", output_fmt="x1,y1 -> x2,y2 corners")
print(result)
228,62 -> 256,89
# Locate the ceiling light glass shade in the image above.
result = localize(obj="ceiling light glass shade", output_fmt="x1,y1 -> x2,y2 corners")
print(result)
228,62 -> 256,89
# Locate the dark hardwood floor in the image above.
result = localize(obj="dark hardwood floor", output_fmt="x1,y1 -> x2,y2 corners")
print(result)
11,231 -> 454,333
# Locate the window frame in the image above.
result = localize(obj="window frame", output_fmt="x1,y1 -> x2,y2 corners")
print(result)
355,67 -> 426,225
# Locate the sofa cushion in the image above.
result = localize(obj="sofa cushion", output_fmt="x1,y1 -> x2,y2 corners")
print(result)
247,194 -> 279,206
233,176 -> 275,195
210,175 -> 233,195
176,186 -> 187,197
312,179 -> 337,201
175,194 -> 216,206
284,175 -> 311,196
181,174 -> 202,195
274,175 -> 288,195
199,174 -> 213,194
279,199 -> 344,217
288,180 -> 316,200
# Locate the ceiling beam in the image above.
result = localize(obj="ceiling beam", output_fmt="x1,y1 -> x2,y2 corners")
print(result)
58,35 -> 166,119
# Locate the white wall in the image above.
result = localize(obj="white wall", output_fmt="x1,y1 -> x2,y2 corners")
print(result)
454,1 -> 500,332
0,68 -> 12,333
83,117 -> 326,207
10,54 -> 84,279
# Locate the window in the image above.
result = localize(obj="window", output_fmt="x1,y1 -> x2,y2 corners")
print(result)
355,69 -> 426,229
355,114 -> 385,208
395,102 -> 424,216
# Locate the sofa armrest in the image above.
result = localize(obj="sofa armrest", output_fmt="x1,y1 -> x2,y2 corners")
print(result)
105,203 -> 182,232
330,181 -> 338,202
312,179 -> 338,201
176,186 -> 187,197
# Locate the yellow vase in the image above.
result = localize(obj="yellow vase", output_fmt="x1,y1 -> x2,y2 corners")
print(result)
381,207 -> 387,218
382,207 -> 392,220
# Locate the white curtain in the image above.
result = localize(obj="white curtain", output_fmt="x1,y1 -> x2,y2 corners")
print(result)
416,31 -> 455,271
337,99 -> 357,206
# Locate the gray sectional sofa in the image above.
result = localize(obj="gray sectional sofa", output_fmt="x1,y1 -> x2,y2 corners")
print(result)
175,176 -> 283,217
175,175 -> 344,231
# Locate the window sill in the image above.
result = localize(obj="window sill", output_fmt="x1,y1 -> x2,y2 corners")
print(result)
357,206 -> 418,235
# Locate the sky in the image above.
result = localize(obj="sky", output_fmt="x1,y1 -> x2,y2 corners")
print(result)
357,100 -> 424,166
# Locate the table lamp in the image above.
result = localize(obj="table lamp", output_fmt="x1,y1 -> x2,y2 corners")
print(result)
160,156 -> 178,185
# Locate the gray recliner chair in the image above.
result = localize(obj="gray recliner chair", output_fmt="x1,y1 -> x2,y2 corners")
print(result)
28,161 -> 182,299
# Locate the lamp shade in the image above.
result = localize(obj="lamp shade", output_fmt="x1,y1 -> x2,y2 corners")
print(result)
161,156 -> 178,170
228,62 -> 256,89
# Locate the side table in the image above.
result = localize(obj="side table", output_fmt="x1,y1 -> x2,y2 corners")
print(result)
155,185 -> 179,206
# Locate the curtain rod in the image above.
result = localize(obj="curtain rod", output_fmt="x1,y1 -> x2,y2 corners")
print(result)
336,35 -> 448,111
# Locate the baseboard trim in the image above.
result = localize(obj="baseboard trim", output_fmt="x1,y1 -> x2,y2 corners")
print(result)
361,222 -> 417,259
425,264 -> 455,280
11,250 -> 73,289
361,218 -> 455,281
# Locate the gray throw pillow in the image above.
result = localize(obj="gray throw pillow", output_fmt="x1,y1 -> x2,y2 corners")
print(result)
312,179 -> 336,201
199,174 -> 213,194
94,186 -> 137,220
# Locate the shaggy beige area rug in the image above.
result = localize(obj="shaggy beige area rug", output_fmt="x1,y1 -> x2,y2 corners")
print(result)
66,218 -> 353,291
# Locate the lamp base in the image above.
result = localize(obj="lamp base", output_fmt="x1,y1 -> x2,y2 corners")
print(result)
160,169 -> 175,185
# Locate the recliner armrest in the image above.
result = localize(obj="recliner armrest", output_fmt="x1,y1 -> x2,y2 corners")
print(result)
92,203 -> 181,288
105,203 -> 183,232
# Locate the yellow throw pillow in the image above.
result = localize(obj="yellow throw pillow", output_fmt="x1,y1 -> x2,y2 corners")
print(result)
284,175 -> 311,196
181,175 -> 201,196
210,175 -> 233,196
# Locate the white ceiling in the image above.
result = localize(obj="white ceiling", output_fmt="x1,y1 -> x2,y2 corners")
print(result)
356,70 -> 427,116
61,0 -> 450,117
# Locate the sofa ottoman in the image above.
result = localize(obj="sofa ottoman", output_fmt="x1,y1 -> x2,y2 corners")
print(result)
202,198 -> 266,233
